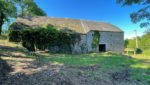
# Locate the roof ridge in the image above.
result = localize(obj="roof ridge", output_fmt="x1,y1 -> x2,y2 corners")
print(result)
80,20 -> 87,33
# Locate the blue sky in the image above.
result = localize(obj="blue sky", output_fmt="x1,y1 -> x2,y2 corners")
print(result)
34,0 -> 147,39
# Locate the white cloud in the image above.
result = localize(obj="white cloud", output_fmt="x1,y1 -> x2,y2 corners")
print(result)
124,32 -> 144,39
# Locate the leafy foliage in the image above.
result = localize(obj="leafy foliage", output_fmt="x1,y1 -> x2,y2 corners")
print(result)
0,0 -> 17,35
9,24 -> 77,53
92,31 -> 100,49
0,0 -> 46,35
125,31 -> 150,55
14,0 -> 46,16
117,0 -> 150,28
143,49 -> 150,56
125,39 -> 136,50
117,0 -> 146,6
140,31 -> 150,50
9,31 -> 22,42
124,39 -> 129,48
136,48 -> 143,54
0,0 -> 17,21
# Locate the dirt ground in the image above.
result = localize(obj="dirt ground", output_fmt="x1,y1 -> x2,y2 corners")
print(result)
0,41 -> 143,85
1,57 -> 142,85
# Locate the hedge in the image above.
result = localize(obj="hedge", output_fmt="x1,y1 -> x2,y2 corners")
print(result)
9,24 -> 78,53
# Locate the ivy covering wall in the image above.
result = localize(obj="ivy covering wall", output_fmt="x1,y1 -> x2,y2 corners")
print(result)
9,24 -> 78,53
91,31 -> 100,49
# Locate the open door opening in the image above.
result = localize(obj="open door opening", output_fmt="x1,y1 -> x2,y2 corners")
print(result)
99,44 -> 106,52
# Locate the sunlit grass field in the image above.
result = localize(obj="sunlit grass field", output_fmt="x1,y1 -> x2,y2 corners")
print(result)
28,52 -> 150,83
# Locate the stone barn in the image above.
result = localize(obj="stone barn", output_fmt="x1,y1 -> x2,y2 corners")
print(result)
13,16 -> 124,54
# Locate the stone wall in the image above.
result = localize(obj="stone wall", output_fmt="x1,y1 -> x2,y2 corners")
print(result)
72,34 -> 87,54
99,32 -> 124,54
72,31 -> 124,54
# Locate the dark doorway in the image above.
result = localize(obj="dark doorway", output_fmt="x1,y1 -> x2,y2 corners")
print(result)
99,44 -> 106,52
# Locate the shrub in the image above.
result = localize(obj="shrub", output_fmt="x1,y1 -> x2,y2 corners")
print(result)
9,31 -> 22,42
136,48 -> 142,54
9,24 -> 77,53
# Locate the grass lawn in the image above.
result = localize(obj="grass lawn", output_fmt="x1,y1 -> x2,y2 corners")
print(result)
28,52 -> 150,83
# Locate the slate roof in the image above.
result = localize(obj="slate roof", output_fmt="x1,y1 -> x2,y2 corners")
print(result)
15,16 -> 123,34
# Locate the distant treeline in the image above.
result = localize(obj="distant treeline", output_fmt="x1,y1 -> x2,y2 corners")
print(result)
125,31 -> 150,56
2,29 -> 8,34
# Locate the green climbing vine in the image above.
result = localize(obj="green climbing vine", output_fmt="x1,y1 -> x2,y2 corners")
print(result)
92,31 -> 100,49
9,24 -> 78,53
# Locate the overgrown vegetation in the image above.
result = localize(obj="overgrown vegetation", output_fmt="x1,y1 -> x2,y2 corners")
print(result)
9,24 -> 77,53
125,31 -> 150,56
91,31 -> 100,49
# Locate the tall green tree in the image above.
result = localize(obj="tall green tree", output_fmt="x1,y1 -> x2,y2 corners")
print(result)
124,39 -> 129,48
126,39 -> 136,49
14,0 -> 46,16
141,31 -> 150,50
117,0 -> 150,28
0,0 -> 46,35
0,0 -> 17,35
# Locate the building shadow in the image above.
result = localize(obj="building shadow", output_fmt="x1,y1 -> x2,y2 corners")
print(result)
0,57 -> 13,84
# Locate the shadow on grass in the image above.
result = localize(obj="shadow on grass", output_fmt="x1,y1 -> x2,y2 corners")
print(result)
0,57 -> 12,84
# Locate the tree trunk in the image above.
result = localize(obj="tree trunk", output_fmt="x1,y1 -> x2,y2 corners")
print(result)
134,50 -> 136,55
0,27 -> 1,36
0,13 -> 4,36
21,7 -> 24,16
0,21 -> 3,36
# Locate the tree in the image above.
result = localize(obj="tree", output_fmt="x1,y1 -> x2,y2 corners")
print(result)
0,0 -> 46,35
127,39 -> 136,49
125,30 -> 150,55
0,0 -> 17,35
117,0 -> 150,28
14,0 -> 46,16
141,31 -> 150,50
124,39 -> 129,48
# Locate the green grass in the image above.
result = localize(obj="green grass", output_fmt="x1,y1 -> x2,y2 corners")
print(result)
24,52 -> 150,84
29,53 -> 128,67
124,48 -> 150,57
